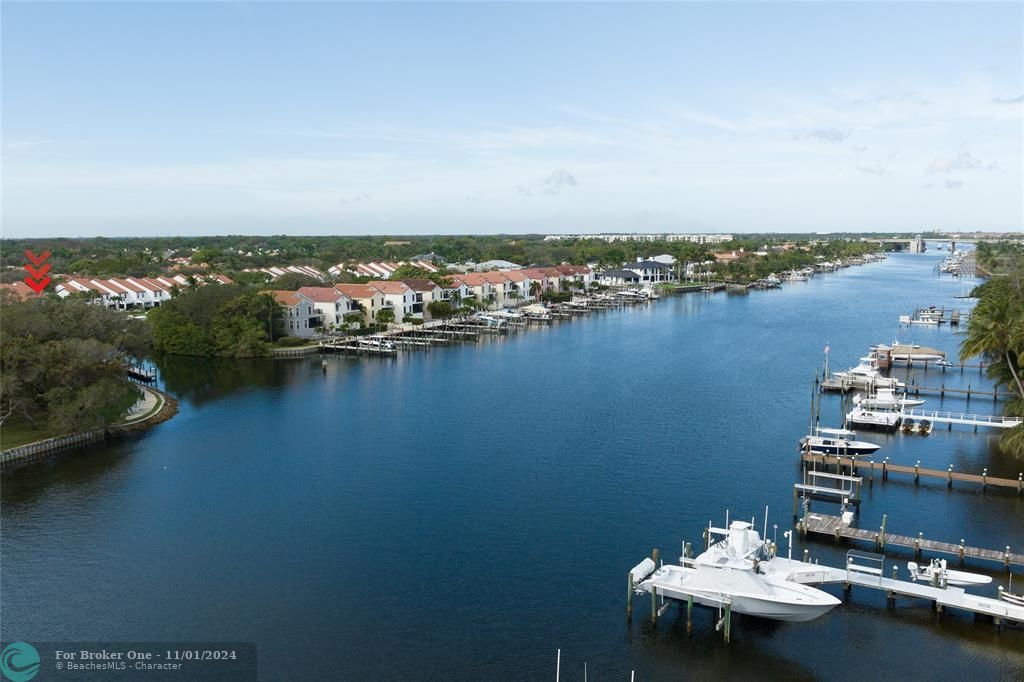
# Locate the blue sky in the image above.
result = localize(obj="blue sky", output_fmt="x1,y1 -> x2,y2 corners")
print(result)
3,2 -> 1022,237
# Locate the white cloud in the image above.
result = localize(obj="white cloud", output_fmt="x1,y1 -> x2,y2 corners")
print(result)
542,169 -> 578,195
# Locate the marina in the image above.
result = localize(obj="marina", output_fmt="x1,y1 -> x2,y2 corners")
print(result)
629,514 -> 1024,645
4,250 -> 1022,679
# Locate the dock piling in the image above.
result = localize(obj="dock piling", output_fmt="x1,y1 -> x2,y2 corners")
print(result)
626,572 -> 633,622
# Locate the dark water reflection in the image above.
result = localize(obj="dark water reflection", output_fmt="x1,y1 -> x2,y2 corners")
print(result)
3,250 -> 1023,680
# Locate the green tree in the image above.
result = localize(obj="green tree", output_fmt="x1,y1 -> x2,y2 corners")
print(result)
375,307 -> 395,327
427,300 -> 454,319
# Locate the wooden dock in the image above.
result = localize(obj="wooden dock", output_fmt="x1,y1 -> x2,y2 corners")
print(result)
799,512 -> 1024,568
800,452 -> 1024,493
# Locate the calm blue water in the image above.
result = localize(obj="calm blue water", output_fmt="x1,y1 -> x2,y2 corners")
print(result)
3,250 -> 1023,680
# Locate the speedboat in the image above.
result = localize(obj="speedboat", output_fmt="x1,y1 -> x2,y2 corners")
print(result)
491,309 -> 523,320
799,427 -> 881,457
475,314 -> 507,327
634,520 -> 840,622
908,559 -> 991,587
860,388 -> 925,410
357,337 -> 395,350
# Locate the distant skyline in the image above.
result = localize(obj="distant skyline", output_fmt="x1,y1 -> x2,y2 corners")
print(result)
2,2 -> 1022,238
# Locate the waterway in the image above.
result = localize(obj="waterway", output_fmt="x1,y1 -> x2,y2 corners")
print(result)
3,249 -> 1022,680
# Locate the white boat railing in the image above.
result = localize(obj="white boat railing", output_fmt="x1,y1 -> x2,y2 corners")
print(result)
901,408 -> 1023,428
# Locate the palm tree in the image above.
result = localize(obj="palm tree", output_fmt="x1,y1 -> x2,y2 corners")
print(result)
961,283 -> 1024,399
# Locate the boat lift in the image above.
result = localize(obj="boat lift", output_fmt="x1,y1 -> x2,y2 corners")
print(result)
628,543 -> 1024,643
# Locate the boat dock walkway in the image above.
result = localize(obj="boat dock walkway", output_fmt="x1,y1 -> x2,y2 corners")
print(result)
800,452 -> 1024,493
902,407 -> 1022,429
798,512 -> 1024,568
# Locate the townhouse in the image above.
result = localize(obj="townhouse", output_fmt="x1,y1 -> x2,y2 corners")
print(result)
397,279 -> 447,319
243,265 -> 327,281
296,287 -> 359,330
447,273 -> 496,308
334,284 -> 386,325
519,268 -> 559,296
328,260 -> 440,278
55,274 -> 233,309
264,290 -> 319,338
367,281 -> 417,322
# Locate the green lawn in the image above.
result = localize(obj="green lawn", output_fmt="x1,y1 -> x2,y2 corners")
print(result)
0,389 -> 141,449
0,414 -> 56,449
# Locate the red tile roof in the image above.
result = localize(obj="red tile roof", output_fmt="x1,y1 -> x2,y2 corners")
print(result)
0,282 -> 43,300
263,290 -> 308,307
297,286 -> 346,303
368,281 -> 412,295
335,283 -> 380,300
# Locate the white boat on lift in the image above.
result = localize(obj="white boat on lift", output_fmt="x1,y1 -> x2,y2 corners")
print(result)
634,519 -> 841,622
357,336 -> 395,351
859,387 -> 925,410
907,559 -> 992,587
846,396 -> 902,431
799,427 -> 881,457
831,358 -> 904,390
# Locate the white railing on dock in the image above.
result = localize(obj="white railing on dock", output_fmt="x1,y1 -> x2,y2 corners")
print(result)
902,408 -> 1023,429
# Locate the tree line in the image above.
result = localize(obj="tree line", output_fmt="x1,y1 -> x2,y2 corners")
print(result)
0,295 -> 151,438
961,242 -> 1024,457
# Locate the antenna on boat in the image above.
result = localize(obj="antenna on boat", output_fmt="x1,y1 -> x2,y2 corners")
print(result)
763,505 -> 769,540
725,509 -> 729,528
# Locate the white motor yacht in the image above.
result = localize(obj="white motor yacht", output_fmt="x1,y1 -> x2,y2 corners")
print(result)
636,521 -> 840,622
799,427 -> 881,457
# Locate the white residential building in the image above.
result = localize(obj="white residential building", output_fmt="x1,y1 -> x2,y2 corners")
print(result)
266,290 -> 319,338
296,287 -> 358,330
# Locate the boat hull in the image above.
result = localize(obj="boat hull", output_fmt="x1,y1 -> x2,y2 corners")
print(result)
804,443 -> 880,456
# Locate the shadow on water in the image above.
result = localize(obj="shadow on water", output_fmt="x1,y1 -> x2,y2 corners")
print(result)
152,353 -> 315,406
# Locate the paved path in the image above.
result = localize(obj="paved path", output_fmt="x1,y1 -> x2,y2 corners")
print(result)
120,388 -> 162,424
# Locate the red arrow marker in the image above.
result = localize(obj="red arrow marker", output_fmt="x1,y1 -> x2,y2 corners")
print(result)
24,275 -> 51,294
24,250 -> 51,267
25,263 -> 51,279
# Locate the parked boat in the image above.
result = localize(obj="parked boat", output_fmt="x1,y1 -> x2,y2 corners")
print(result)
999,576 -> 1024,606
846,397 -> 901,431
357,337 -> 395,351
799,427 -> 881,457
636,519 -> 841,622
860,387 -> 925,410
475,314 -> 507,327
908,559 -> 991,587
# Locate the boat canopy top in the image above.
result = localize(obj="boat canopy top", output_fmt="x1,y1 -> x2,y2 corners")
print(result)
816,427 -> 857,437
